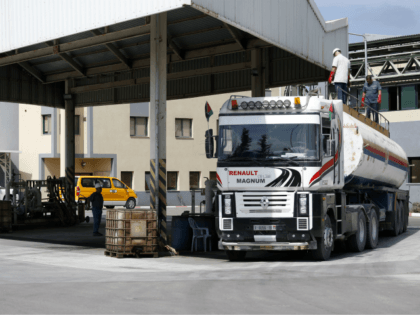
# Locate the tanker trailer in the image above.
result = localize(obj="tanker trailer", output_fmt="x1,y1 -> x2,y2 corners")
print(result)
205,95 -> 409,261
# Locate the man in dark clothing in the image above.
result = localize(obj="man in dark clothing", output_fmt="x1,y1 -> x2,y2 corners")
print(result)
362,75 -> 382,123
89,183 -> 104,236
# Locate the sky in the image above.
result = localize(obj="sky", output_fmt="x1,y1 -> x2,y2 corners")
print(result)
314,0 -> 420,43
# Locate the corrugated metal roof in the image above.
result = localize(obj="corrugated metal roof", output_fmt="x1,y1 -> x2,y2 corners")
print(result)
0,0 -> 190,54
0,0 -> 347,107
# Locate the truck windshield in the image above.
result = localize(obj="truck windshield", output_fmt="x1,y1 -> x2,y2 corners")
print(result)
218,124 -> 320,162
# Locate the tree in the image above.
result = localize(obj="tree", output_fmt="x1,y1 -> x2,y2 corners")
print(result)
257,134 -> 272,157
234,128 -> 252,156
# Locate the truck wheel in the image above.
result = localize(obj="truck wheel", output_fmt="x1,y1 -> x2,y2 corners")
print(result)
347,211 -> 367,252
391,205 -> 401,237
226,250 -> 246,261
398,201 -> 404,235
402,201 -> 408,233
366,210 -> 379,249
126,198 -> 136,210
312,215 -> 333,261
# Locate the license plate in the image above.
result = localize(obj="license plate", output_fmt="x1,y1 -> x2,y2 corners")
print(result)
254,225 -> 276,231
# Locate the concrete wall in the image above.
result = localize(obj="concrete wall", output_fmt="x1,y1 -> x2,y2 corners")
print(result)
19,104 -> 53,181
0,102 -> 19,186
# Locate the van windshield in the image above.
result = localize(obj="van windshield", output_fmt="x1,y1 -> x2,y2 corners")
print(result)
218,123 -> 320,163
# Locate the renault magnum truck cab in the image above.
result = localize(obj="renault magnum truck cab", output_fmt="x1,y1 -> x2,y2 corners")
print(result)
205,95 -> 409,261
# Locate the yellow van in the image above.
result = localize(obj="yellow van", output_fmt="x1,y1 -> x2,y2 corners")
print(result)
75,176 -> 137,209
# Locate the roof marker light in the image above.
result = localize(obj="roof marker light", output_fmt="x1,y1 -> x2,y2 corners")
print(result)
240,101 -> 248,109
248,101 -> 255,109
269,100 -> 277,109
255,101 -> 262,109
231,99 -> 238,110
262,100 -> 269,109
284,100 -> 291,108
277,100 -> 284,108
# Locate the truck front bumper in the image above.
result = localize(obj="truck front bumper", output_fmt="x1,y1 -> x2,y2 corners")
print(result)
221,241 -> 317,251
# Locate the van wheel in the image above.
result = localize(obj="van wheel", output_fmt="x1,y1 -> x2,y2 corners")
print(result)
347,211 -> 367,252
105,206 -> 115,209
366,210 -> 379,249
226,250 -> 246,261
126,198 -> 136,210
312,215 -> 333,261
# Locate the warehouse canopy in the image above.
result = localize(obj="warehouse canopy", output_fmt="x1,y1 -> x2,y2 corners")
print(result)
0,0 -> 348,108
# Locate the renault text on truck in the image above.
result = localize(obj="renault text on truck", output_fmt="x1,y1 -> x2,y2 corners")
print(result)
205,94 -> 409,261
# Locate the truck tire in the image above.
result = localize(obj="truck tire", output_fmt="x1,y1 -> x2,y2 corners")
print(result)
312,215 -> 333,261
347,211 -> 367,252
391,204 -> 401,237
366,210 -> 379,249
402,201 -> 408,233
226,250 -> 246,261
398,201 -> 404,235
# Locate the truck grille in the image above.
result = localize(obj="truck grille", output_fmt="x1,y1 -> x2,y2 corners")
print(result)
222,218 -> 233,230
235,192 -> 295,218
297,218 -> 308,231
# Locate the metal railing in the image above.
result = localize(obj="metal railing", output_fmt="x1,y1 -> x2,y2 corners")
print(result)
334,86 -> 390,133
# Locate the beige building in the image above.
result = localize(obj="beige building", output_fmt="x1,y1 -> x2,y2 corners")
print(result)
18,90 -> 278,205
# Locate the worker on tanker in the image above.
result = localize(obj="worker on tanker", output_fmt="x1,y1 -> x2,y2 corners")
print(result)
328,48 -> 351,105
362,75 -> 382,124
89,182 -> 104,236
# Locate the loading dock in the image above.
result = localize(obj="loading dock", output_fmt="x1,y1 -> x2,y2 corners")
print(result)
0,0 -> 348,243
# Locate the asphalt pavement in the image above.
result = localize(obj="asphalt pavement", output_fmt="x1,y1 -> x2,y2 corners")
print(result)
0,218 -> 420,314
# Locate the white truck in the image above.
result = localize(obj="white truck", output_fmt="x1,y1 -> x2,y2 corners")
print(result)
205,94 -> 409,261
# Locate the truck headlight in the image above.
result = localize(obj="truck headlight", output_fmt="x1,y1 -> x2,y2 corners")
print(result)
299,195 -> 307,215
224,198 -> 231,215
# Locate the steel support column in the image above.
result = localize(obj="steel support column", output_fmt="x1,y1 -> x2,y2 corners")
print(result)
251,48 -> 265,97
149,13 -> 167,245
0,153 -> 11,186
64,80 -> 75,207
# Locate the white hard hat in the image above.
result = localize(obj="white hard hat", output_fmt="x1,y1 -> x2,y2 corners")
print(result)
333,48 -> 341,56
95,183 -> 102,188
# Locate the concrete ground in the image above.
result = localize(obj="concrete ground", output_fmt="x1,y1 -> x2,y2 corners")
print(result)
1,215 -> 420,314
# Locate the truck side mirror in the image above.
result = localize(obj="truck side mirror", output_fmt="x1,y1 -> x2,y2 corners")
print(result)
205,129 -> 214,158
327,139 -> 335,157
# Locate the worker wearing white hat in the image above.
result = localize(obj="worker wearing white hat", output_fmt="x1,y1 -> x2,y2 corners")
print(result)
88,182 -> 104,236
328,48 -> 351,105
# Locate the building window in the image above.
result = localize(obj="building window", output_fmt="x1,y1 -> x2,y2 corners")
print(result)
175,118 -> 192,138
42,115 -> 51,134
380,88 -> 389,112
75,115 -> 80,135
409,158 -> 420,183
167,172 -> 178,191
145,171 -> 151,191
401,85 -> 417,110
130,117 -> 148,137
189,172 -> 200,190
210,171 -> 217,181
121,171 -> 133,189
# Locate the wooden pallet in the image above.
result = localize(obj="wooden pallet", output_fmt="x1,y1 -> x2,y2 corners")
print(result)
104,250 -> 158,259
